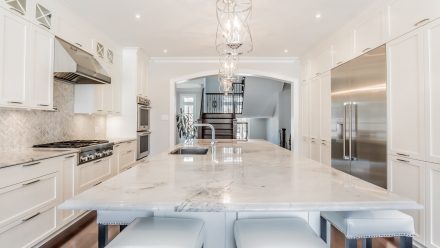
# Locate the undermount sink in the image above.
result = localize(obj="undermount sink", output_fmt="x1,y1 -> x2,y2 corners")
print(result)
169,147 -> 209,155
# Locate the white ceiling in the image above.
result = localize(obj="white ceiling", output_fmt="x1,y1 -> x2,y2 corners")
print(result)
59,0 -> 373,57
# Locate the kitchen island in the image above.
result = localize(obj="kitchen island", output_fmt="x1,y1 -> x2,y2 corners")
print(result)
61,140 -> 420,247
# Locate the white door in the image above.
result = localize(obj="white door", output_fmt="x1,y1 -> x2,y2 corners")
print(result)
300,81 -> 310,158
427,163 -> 440,248
387,29 -> 426,161
30,24 -> 53,109
425,19 -> 440,164
353,8 -> 386,56
0,8 -> 29,107
389,156 -> 426,243
388,0 -> 440,40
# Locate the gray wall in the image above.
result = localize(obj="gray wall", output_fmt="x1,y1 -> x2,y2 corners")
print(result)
266,84 -> 292,145
248,118 -> 268,140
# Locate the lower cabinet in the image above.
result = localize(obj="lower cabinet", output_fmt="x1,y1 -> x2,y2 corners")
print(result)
113,140 -> 137,173
60,154 -> 77,225
389,156 -> 426,244
77,157 -> 112,193
427,163 -> 440,248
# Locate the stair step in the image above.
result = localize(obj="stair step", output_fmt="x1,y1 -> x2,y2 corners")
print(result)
202,124 -> 233,129
204,134 -> 234,139
202,113 -> 234,119
203,129 -> 233,135
202,119 -> 233,124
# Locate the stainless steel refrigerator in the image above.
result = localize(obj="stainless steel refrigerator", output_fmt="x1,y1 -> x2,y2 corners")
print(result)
331,45 -> 387,188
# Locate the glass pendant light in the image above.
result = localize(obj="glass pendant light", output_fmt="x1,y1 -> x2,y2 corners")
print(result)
218,54 -> 239,95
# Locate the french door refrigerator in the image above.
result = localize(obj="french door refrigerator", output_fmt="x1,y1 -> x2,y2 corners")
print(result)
331,45 -> 387,188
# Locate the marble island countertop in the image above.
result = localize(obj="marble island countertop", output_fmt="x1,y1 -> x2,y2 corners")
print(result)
61,140 -> 421,212
0,148 -> 78,169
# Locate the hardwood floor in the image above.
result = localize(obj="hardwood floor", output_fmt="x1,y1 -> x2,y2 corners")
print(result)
48,216 -> 402,248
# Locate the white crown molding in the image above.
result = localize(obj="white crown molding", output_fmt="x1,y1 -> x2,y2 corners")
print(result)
149,56 -> 299,64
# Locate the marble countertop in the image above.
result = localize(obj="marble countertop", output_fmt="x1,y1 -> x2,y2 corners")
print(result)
108,138 -> 136,144
61,140 -> 421,212
0,148 -> 78,169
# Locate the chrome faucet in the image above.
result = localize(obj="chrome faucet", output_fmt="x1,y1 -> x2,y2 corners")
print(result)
194,123 -> 216,145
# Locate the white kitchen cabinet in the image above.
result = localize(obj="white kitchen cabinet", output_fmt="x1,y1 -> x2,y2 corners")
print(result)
309,77 -> 321,162
310,46 -> 332,77
426,162 -> 440,248
29,23 -> 53,109
319,72 -> 331,166
388,156 -> 426,243
60,154 -> 77,225
0,8 -> 29,107
114,140 -> 137,173
55,16 -> 92,54
353,7 -> 387,57
77,157 -> 112,193
387,29 -> 426,161
137,50 -> 148,97
300,80 -> 310,158
74,84 -> 113,114
331,29 -> 352,68
111,52 -> 122,114
1,0 -> 27,16
424,19 -> 440,164
388,0 -> 440,41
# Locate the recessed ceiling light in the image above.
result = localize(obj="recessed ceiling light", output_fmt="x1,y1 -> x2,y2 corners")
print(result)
135,14 -> 141,19
315,12 -> 322,19
163,49 -> 168,54
284,49 -> 289,53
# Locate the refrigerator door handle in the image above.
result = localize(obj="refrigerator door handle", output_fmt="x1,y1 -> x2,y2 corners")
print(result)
351,102 -> 358,161
343,103 -> 350,160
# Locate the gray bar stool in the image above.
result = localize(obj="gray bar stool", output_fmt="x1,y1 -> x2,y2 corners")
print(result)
234,218 -> 327,248
320,210 -> 415,248
106,217 -> 205,248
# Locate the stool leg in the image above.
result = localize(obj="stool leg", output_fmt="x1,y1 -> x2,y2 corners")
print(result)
320,216 -> 327,242
98,224 -> 108,248
362,238 -> 372,248
345,238 -> 357,248
400,236 -> 413,248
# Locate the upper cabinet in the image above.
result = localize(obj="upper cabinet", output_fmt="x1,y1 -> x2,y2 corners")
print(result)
388,0 -> 440,41
0,8 -> 28,107
353,7 -> 387,57
331,29 -> 352,67
2,0 -> 27,16
55,16 -> 92,54
309,45 -> 332,78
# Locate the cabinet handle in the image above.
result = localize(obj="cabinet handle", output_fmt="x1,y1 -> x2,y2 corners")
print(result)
22,161 -> 41,167
336,61 -> 344,65
126,150 -> 133,154
22,212 -> 41,222
22,179 -> 41,186
37,104 -> 49,107
8,101 -> 23,104
362,48 -> 371,53
94,160 -> 102,164
396,158 -> 410,163
75,43 -> 83,47
39,23 -> 50,30
414,18 -> 430,27
396,153 -> 410,157
321,142 -> 327,145
93,181 -> 103,186
9,7 -> 25,15
64,155 -> 75,159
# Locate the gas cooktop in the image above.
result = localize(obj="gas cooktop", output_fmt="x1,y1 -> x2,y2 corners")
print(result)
33,140 -> 109,149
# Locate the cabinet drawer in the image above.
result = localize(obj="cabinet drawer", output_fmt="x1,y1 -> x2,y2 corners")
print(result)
0,173 -> 58,228
118,149 -> 136,171
0,157 -> 60,189
0,206 -> 56,248
77,157 -> 112,193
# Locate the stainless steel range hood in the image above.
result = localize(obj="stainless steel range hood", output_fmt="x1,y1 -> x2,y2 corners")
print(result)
54,37 -> 111,84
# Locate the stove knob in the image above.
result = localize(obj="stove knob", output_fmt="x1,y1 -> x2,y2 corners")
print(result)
88,154 -> 95,160
97,152 -> 103,158
80,156 -> 88,162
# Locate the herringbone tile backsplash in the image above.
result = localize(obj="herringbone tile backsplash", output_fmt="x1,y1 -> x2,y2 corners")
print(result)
0,81 -> 107,150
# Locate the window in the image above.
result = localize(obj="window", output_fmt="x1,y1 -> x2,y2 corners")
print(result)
35,3 -> 52,29
179,94 -> 197,118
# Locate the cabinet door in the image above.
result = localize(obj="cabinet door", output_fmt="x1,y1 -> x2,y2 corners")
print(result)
427,163 -> 440,248
320,141 -> 331,166
0,8 -> 28,107
30,24 -> 53,109
320,73 -> 331,142
94,85 -> 105,113
300,81 -> 310,158
388,0 -> 440,40
331,30 -> 352,67
425,19 -> 440,164
310,77 -> 321,162
60,154 -> 76,225
112,53 -> 122,114
388,29 -> 426,161
77,157 -> 112,193
389,156 -> 426,243
353,8 -> 386,56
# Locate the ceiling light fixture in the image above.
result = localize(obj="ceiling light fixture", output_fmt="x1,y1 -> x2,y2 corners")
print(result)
216,0 -> 253,94
315,12 -> 322,19
284,49 -> 289,53
135,14 -> 141,19
163,49 -> 168,54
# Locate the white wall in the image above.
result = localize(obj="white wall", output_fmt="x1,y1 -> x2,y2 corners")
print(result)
147,57 -> 299,155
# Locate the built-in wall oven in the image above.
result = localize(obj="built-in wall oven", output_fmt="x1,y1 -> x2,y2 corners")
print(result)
137,96 -> 151,132
137,96 -> 151,160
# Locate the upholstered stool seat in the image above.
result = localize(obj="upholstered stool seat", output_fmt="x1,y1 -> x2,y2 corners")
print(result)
234,218 -> 327,248
106,217 -> 205,248
320,210 -> 415,248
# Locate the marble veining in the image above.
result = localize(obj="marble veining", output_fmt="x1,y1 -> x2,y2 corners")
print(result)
0,148 -> 78,168
61,140 -> 421,212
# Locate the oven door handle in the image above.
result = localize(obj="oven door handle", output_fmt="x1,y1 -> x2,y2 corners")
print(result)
138,132 -> 151,136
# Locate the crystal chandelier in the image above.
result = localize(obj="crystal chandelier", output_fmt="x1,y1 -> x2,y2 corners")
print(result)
216,0 -> 253,94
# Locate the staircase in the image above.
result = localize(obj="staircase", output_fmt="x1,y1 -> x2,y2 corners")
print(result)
200,113 -> 236,139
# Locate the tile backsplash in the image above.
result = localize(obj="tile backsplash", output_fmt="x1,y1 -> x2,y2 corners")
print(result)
0,81 -> 106,150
